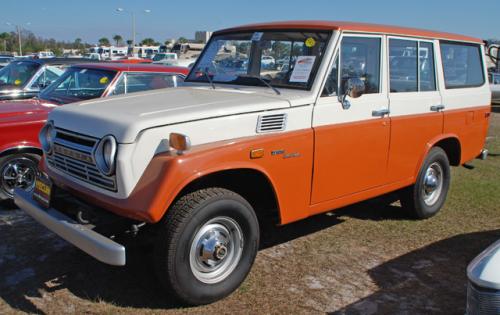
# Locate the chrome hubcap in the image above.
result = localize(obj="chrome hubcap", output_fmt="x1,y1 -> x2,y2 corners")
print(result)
189,216 -> 244,284
1,157 -> 38,197
422,162 -> 443,206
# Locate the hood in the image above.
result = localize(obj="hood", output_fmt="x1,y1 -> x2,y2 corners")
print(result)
50,86 -> 293,143
0,98 -> 57,123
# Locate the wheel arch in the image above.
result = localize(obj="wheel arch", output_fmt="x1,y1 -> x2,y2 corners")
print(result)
0,145 -> 43,159
414,134 -> 462,179
170,167 -> 282,225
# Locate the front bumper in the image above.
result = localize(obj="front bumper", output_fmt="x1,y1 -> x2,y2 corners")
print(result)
14,188 -> 126,266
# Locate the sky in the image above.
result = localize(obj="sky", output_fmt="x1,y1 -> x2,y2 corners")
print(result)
0,0 -> 498,44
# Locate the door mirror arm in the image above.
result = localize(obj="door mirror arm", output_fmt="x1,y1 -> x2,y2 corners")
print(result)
338,77 -> 365,110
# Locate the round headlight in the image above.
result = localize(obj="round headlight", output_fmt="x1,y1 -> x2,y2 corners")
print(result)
39,122 -> 56,154
94,135 -> 117,176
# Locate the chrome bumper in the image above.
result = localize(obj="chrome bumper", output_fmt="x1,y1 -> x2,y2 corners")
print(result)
14,188 -> 126,266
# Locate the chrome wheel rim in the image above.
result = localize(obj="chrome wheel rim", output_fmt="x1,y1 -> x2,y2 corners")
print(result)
1,157 -> 38,198
189,216 -> 244,284
422,162 -> 443,206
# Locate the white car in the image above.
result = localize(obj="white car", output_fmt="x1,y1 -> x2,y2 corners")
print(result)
467,240 -> 500,314
489,72 -> 500,104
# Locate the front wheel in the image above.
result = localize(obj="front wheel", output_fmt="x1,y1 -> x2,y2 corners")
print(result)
154,188 -> 259,305
400,147 -> 451,219
0,153 -> 40,201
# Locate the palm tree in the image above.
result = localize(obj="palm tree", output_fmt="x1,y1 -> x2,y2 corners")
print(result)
74,38 -> 82,50
113,34 -> 123,46
0,32 -> 11,52
140,38 -> 156,46
126,39 -> 133,46
98,37 -> 110,46
178,37 -> 188,44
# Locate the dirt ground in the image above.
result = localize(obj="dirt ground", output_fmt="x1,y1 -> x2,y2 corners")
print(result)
1,113 -> 499,315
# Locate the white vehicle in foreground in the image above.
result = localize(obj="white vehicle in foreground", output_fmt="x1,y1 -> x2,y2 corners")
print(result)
15,21 -> 491,306
467,240 -> 500,314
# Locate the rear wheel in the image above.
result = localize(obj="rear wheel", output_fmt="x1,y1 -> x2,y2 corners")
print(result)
0,153 -> 40,201
400,147 -> 451,219
154,187 -> 259,305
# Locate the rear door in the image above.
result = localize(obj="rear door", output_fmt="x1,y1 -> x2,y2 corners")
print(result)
311,34 -> 390,204
386,37 -> 443,183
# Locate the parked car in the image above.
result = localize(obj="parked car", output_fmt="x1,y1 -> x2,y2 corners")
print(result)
467,240 -> 500,314
152,52 -> 178,64
489,72 -> 500,104
0,56 -> 14,69
0,58 -> 96,101
35,51 -> 56,59
0,63 -> 188,200
15,21 -> 491,305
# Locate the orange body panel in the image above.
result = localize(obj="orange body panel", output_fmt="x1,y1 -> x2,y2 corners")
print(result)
49,130 -> 315,224
47,106 -> 491,226
386,112 -> 443,183
217,21 -> 482,44
311,118 -> 390,204
443,106 -> 491,163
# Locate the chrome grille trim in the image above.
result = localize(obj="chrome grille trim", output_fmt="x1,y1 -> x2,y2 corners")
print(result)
467,281 -> 500,315
256,113 -> 287,133
47,128 -> 117,191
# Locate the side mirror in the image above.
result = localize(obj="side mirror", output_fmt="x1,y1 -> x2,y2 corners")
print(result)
339,78 -> 365,110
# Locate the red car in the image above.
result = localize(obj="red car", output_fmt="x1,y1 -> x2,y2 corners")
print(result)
0,63 -> 189,200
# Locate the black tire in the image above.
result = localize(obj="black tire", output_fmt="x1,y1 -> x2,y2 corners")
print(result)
400,147 -> 451,219
0,153 -> 41,201
154,187 -> 259,305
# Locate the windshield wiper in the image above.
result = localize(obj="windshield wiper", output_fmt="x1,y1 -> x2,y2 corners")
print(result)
236,74 -> 280,95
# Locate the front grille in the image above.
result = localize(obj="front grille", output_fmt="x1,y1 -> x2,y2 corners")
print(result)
46,128 -> 117,191
467,281 -> 500,315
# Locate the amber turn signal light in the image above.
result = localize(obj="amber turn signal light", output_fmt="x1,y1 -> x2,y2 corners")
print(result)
169,133 -> 191,154
250,148 -> 264,159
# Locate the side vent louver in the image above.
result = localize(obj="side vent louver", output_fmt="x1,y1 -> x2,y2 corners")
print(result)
256,113 -> 288,133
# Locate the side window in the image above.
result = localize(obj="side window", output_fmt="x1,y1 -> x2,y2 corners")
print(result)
419,42 -> 436,91
440,41 -> 485,88
340,37 -> 381,94
112,73 -> 180,95
389,39 -> 417,92
322,36 -> 380,96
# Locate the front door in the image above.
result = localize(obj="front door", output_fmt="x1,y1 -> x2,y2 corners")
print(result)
311,34 -> 390,204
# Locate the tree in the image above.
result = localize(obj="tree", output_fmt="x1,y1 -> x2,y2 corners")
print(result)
178,37 -> 188,44
113,34 -> 123,46
0,32 -> 11,52
98,37 -> 110,46
74,38 -> 82,50
164,40 -> 171,46
140,38 -> 156,46
126,39 -> 133,46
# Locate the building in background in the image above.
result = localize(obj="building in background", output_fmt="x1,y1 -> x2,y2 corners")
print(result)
195,31 -> 212,44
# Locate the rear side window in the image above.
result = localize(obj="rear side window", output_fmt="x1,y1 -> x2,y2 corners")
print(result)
440,42 -> 484,88
389,39 -> 437,93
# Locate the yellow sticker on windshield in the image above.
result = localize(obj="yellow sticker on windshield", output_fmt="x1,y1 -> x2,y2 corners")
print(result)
14,79 -> 21,86
99,77 -> 109,85
305,37 -> 316,48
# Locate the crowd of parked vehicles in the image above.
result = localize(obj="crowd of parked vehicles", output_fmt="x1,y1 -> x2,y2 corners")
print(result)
0,20 -> 499,313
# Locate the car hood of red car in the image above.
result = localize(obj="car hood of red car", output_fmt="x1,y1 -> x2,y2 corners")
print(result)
0,98 -> 58,122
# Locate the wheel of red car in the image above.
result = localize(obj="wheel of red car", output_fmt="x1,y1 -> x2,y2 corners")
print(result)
400,147 -> 451,219
154,187 -> 259,305
0,153 -> 40,200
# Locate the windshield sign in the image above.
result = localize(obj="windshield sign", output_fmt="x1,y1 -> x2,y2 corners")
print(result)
186,31 -> 330,90
0,61 -> 41,88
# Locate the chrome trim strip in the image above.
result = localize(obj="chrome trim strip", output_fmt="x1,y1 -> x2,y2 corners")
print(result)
14,188 -> 126,266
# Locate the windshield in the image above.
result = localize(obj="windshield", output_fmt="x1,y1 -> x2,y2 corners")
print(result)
186,31 -> 330,90
40,67 -> 117,104
0,61 -> 40,88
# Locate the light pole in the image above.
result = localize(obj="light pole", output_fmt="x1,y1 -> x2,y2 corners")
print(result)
5,22 -> 31,56
116,8 -> 151,52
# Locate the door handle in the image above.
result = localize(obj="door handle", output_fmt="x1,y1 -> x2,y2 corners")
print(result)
372,109 -> 390,117
430,105 -> 445,112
